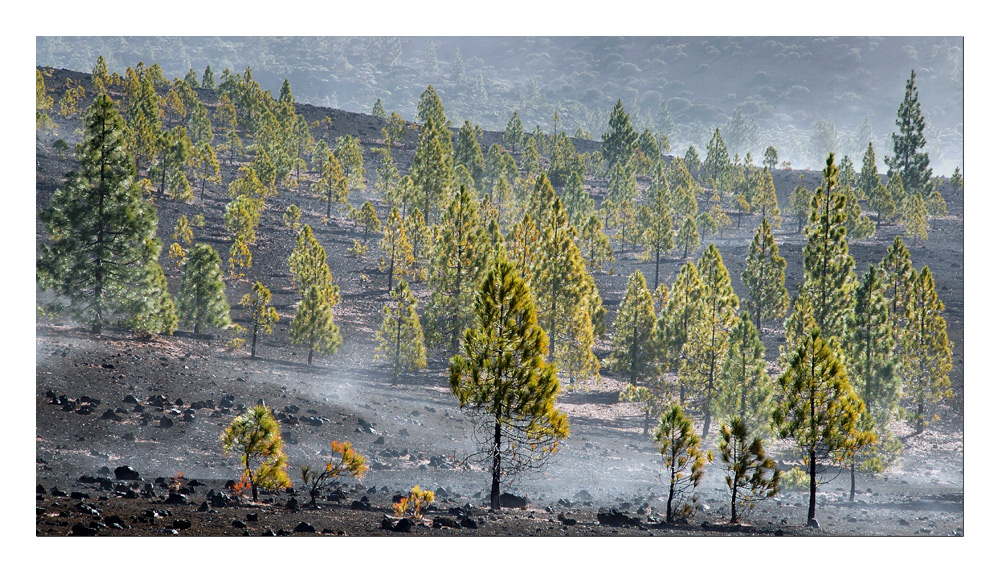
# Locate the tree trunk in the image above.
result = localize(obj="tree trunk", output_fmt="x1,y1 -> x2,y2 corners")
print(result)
491,420 -> 502,510
807,449 -> 817,525
250,321 -> 259,359
730,475 -> 739,524
850,460 -> 856,503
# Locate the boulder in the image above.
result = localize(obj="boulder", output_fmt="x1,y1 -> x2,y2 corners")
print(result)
499,493 -> 528,509
114,466 -> 141,481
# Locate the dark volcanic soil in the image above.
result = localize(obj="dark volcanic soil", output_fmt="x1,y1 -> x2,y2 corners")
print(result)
33,67 -> 964,539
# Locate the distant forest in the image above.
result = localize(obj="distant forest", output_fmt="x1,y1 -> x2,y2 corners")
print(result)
36,36 -> 963,172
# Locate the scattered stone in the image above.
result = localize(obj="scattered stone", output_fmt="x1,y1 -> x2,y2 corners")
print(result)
37,484 -> 46,494
574,489 -> 593,501
286,497 -> 299,511
350,499 -> 371,511
148,395 -> 169,407
597,508 -> 643,528
101,409 -> 123,421
70,491 -> 90,500
114,466 -> 141,481
261,529 -> 275,536
104,515 -> 126,529
433,517 -> 462,529
374,436 -> 385,445
71,522 -> 99,536
123,395 -> 138,404
76,503 -> 100,516
294,522 -> 316,533
159,416 -> 173,428
301,416 -> 323,427
246,513 -> 258,522
165,492 -> 188,505
78,405 -> 94,415
460,517 -> 478,529
220,395 -> 235,409
499,493 -> 528,509
558,513 -> 577,526
231,519 -> 247,529
173,519 -> 192,530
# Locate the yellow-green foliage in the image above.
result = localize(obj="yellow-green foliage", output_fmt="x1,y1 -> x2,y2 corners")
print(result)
393,485 -> 435,519
300,440 -> 368,505
220,404 -> 291,502
780,467 -> 810,491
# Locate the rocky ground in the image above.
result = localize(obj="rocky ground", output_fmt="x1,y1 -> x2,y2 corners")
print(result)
32,67 -> 966,542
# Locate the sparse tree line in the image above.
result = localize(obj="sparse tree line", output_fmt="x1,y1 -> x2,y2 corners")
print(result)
37,60 -> 955,525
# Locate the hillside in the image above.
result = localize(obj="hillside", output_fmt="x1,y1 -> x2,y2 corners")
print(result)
35,64 -> 963,538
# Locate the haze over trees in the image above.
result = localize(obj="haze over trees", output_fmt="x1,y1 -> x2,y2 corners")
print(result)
33,48 -> 962,533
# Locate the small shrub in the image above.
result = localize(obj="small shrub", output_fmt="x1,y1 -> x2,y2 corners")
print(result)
780,467 -> 809,491
300,441 -> 368,505
393,485 -> 434,519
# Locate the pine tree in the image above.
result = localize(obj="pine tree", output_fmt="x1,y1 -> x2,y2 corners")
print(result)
290,283 -> 342,365
404,207 -> 433,277
772,328 -> 873,526
844,185 -> 876,240
601,99 -> 639,171
151,126 -> 194,201
333,134 -> 366,193
379,112 -> 407,150
858,142 -> 880,199
577,214 -> 614,275
313,149 -> 349,221
641,186 -> 674,289
900,267 -> 953,433
788,183 -> 813,234
240,282 -> 280,359
609,271 -> 659,434
177,243 -> 231,335
194,142 -> 221,201
801,154 -> 858,343
658,261 -> 703,403
504,111 -> 525,151
220,404 -> 291,502
677,215 -> 700,259
838,155 -> 858,194
682,244 -> 740,439
505,214 -> 540,283
763,146 -> 778,170
372,98 -> 386,120
36,69 -> 55,129
455,120 -> 485,189
845,264 -> 900,484
375,281 -> 426,378
188,101 -> 213,146
717,417 -> 781,524
126,261 -> 178,336
950,167 -> 963,191
201,65 -> 215,90
666,158 -> 699,222
522,138 -> 541,175
718,313 -> 773,437
424,186 -> 488,352
703,129 -> 731,185
742,219 -> 789,331
449,250 -> 569,510
288,225 -> 339,305
886,173 -> 907,219
417,85 -> 453,157
411,117 -> 451,221
354,201 -> 382,244
533,197 -> 603,384
655,404 -> 709,522
868,181 -> 896,227
902,193 -> 929,243
885,70 -> 934,199
38,94 -> 162,334
751,168 -> 781,227
378,207 -> 415,292
561,171 -> 594,228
